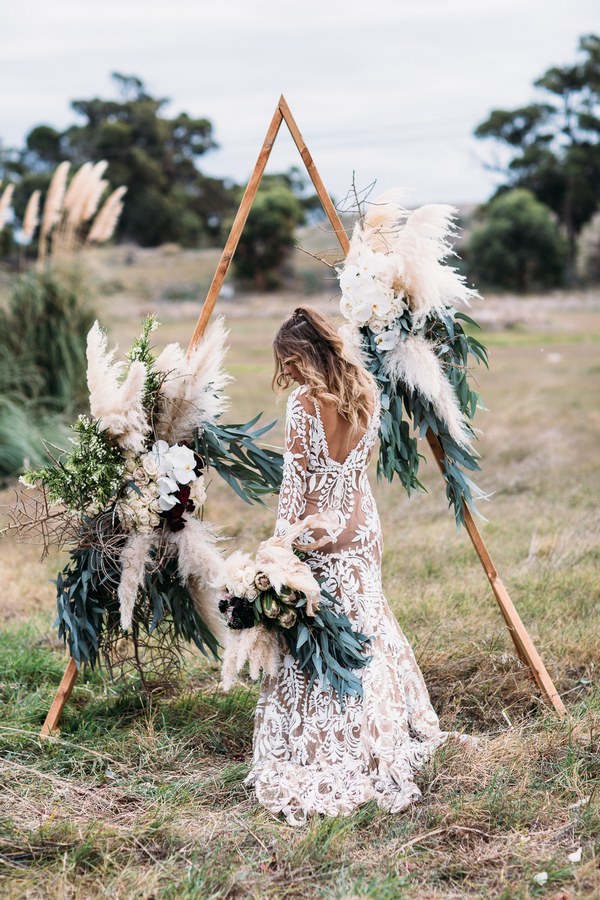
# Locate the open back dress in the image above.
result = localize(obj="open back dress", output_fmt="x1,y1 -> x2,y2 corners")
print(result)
245,383 -> 471,825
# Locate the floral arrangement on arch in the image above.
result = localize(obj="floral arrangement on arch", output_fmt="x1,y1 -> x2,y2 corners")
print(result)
14,315 -> 283,678
337,189 -> 491,528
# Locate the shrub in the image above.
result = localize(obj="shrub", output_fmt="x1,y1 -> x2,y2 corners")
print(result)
467,189 -> 567,292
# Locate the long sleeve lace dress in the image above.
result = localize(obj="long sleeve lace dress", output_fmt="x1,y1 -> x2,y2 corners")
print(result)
244,383 -> 471,825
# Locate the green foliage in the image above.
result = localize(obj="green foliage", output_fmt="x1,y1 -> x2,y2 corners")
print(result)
0,395 -> 66,480
229,578 -> 372,705
0,266 -> 95,478
0,267 -> 95,406
125,313 -> 162,409
283,588 -> 372,705
56,546 -> 220,671
474,33 -> 600,279
362,308 -> 490,529
196,413 -> 283,505
233,183 -> 305,288
3,73 -> 236,248
468,189 -> 567,292
21,415 -> 124,511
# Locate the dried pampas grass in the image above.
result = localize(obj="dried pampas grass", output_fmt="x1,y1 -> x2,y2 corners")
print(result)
86,322 -> 150,453
42,161 -> 70,233
220,623 -> 281,690
87,186 -> 127,244
118,532 -> 155,631
357,191 -> 480,322
169,517 -> 227,644
382,333 -> 475,448
153,316 -> 232,444
81,162 -> 109,223
0,184 -> 15,232
22,190 -> 41,242
63,163 -> 93,221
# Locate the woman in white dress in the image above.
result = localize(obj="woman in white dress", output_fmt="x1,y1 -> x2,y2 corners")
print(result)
245,306 -> 473,825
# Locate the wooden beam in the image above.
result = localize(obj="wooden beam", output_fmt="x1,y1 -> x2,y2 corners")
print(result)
188,102 -> 284,354
40,658 -> 78,737
425,430 -> 566,716
278,95 -> 350,255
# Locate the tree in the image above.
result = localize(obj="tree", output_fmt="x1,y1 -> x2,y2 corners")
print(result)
2,73 -> 236,247
467,189 -> 567,292
233,182 -> 305,289
474,34 -> 600,282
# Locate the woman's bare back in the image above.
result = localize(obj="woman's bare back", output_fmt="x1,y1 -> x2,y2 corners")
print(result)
310,396 -> 374,465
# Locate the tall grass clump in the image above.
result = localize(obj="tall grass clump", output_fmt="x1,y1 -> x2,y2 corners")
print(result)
0,267 -> 95,406
0,266 -> 95,477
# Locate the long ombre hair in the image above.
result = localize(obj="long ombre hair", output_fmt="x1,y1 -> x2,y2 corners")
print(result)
272,307 -> 378,431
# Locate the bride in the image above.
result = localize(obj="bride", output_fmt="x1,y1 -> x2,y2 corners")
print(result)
244,306 -> 474,825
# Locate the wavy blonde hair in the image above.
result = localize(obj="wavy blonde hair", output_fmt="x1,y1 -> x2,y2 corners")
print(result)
272,307 -> 378,431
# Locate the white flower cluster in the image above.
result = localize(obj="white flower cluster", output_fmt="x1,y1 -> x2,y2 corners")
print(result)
338,246 -> 407,351
221,551 -> 270,601
116,440 -> 206,534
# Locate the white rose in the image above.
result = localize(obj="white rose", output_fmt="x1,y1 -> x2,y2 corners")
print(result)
368,317 -> 387,335
141,453 -> 160,477
232,579 -> 246,597
241,566 -> 257,589
347,295 -> 374,327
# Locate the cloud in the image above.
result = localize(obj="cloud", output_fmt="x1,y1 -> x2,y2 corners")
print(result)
1,0 -> 598,204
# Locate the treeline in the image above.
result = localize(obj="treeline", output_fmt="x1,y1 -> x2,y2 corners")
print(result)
467,33 -> 600,291
1,35 -> 600,292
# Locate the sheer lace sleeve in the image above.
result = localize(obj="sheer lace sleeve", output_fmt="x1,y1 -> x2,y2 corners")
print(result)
275,388 -> 312,537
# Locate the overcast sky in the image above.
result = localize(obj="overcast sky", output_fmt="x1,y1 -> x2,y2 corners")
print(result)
2,0 -> 598,206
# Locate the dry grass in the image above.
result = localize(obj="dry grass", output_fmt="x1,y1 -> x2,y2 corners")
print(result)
0,246 -> 599,898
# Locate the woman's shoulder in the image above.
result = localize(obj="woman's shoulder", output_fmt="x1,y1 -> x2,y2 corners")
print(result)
287,384 -> 316,416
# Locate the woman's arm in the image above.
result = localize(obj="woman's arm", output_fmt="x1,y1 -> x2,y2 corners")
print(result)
275,389 -> 312,537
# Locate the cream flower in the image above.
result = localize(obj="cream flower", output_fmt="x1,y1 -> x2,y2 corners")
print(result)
375,329 -> 401,352
189,476 -> 207,509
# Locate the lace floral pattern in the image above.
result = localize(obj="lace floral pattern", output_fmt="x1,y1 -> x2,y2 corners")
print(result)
245,384 -> 472,825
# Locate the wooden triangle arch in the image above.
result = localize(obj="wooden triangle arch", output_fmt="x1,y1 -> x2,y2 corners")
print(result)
40,94 -> 565,736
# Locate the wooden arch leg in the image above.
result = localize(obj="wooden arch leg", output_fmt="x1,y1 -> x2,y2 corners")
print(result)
41,658 -> 78,737
426,431 -> 566,717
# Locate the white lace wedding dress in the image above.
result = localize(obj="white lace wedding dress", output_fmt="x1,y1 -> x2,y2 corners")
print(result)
245,384 -> 472,825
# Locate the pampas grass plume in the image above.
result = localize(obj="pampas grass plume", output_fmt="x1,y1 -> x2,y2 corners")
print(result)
42,161 -> 70,233
0,184 -> 14,231
63,162 -> 93,214
383,333 -> 475,448
22,190 -> 41,241
86,321 -> 150,452
118,533 -> 154,631
81,161 -> 109,222
87,186 -> 127,243
153,315 -> 232,443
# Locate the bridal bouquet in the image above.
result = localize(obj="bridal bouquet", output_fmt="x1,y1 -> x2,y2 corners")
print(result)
217,515 -> 372,704
337,190 -> 491,528
15,315 -> 282,676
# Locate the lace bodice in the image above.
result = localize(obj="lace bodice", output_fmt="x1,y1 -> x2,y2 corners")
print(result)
275,384 -> 382,554
245,381 -> 475,826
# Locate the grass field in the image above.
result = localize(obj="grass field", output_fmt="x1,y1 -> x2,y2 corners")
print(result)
0,246 -> 599,898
